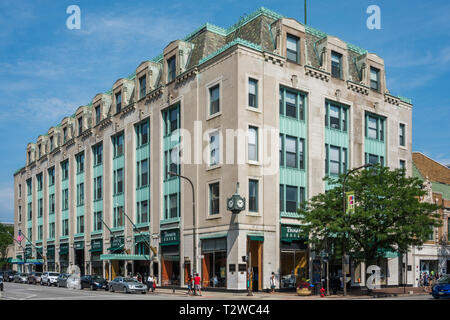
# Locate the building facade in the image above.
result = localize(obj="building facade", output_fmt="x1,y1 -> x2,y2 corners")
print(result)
13,7 -> 413,290
412,152 -> 450,285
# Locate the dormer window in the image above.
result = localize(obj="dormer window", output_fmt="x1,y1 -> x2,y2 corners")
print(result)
167,56 -> 176,82
139,75 -> 146,99
331,51 -> 342,79
116,92 -> 122,113
78,117 -> 83,135
95,105 -> 101,125
286,34 -> 300,63
370,67 -> 380,91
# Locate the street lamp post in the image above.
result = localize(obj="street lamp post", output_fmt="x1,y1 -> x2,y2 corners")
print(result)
168,171 -> 196,276
342,163 -> 373,296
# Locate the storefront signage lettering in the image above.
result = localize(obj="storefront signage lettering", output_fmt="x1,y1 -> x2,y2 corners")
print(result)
161,229 -> 180,244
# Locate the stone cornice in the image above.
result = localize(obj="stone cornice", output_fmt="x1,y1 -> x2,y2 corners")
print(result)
347,80 -> 369,96
304,65 -> 330,82
263,51 -> 285,66
384,94 -> 401,106
146,86 -> 164,102
175,67 -> 198,84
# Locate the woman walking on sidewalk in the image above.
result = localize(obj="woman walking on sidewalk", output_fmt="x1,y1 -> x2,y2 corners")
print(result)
147,275 -> 154,293
187,274 -> 193,295
194,273 -> 202,296
270,272 -> 277,293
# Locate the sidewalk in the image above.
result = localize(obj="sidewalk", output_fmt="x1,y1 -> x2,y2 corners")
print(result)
152,286 -> 430,300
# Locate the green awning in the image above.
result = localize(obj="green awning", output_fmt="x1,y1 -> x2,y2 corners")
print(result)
200,233 -> 227,240
161,255 -> 180,262
59,243 -> 69,255
281,225 -> 307,243
248,234 -> 264,242
100,254 -> 150,261
160,241 -> 179,247
135,234 -> 150,244
107,244 -> 124,252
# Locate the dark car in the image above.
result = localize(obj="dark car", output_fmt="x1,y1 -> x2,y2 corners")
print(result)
57,274 -> 69,288
6,271 -> 16,282
432,275 -> 450,299
27,272 -> 42,285
80,275 -> 108,291
0,276 -> 3,291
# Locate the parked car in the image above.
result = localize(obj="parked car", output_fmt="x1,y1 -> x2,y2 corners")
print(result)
0,276 -> 3,291
432,275 -> 450,299
109,277 -> 147,294
41,272 -> 60,286
27,272 -> 42,285
80,275 -> 109,291
0,271 -> 4,280
57,274 -> 69,288
5,271 -> 16,282
14,273 -> 28,283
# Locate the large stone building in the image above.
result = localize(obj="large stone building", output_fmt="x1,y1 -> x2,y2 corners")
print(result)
13,7 -> 413,290
412,152 -> 450,284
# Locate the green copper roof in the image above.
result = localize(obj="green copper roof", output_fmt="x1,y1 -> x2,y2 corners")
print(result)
198,38 -> 262,65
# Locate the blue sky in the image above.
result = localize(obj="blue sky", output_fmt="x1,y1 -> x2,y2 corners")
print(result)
0,0 -> 449,222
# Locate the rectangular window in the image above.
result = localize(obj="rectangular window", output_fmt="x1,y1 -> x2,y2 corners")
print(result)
137,159 -> 149,187
116,92 -> 122,113
27,178 -> 32,195
49,222 -> 55,239
248,126 -> 258,162
399,123 -> 405,146
50,136 -> 54,151
77,182 -> 84,206
248,78 -> 258,108
285,185 -> 298,213
93,143 -> 103,165
169,148 -> 179,177
249,180 -> 258,212
167,56 -> 176,82
28,227 -> 32,241
48,167 -> 55,186
329,146 -> 340,175
169,193 -> 178,219
280,87 -> 304,120
279,185 -> 284,212
399,160 -> 406,170
370,67 -> 380,91
114,168 -> 124,194
331,51 -> 342,79
61,160 -> 69,181
18,206 -> 22,222
62,219 -> 69,236
209,183 -> 220,215
78,117 -> 83,135
37,173 -> 43,191
329,105 -> 340,129
367,153 -> 380,165
139,75 -> 146,99
77,216 -> 84,234
19,184 -> 21,198
209,131 -> 220,166
165,105 -> 180,135
76,153 -> 84,173
286,34 -> 299,63
38,198 -> 43,217
285,91 -> 297,118
279,89 -> 284,115
113,133 -> 124,157
366,113 -> 385,142
49,194 -> 55,214
137,200 -> 148,224
94,211 -> 103,231
95,105 -> 101,125
326,102 -> 348,132
38,225 -> 43,240
209,84 -> 220,115
136,119 -> 149,147
62,189 -> 69,210
94,176 -> 102,201
114,206 -> 124,228
279,135 -> 284,166
285,136 -> 297,168
27,203 -> 32,220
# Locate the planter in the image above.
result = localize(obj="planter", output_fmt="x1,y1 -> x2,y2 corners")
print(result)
297,288 -> 312,296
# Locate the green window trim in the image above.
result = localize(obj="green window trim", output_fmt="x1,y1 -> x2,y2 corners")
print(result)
279,86 -> 305,121
325,100 -> 348,132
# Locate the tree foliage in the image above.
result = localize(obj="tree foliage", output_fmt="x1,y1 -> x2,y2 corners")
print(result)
0,224 -> 14,265
298,165 -> 441,265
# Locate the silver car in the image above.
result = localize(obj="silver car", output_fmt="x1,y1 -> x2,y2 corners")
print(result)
109,277 -> 147,294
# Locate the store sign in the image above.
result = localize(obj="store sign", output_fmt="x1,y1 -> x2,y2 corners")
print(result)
161,229 -> 180,244
110,237 -> 124,248
281,225 -> 304,242
91,239 -> 103,251
74,241 -> 84,250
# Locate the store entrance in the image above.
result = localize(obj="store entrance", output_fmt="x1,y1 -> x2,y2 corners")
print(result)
247,238 -> 263,291
161,245 -> 180,286
75,249 -> 85,275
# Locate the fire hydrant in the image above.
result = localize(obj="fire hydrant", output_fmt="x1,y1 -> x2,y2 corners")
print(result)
320,287 -> 326,297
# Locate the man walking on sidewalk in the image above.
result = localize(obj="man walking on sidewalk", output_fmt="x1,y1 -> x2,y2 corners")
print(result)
194,273 -> 202,296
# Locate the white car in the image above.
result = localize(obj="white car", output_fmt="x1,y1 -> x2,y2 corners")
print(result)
41,272 -> 60,286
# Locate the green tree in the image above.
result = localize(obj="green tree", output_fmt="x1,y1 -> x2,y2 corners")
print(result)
0,223 -> 14,268
298,165 -> 441,266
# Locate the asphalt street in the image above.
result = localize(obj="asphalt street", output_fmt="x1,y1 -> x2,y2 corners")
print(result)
0,281 -> 437,300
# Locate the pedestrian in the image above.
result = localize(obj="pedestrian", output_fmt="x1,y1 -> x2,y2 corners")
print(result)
147,274 -> 154,293
152,276 -> 157,292
187,274 -> 193,295
194,273 -> 202,296
137,273 -> 142,283
270,272 -> 277,294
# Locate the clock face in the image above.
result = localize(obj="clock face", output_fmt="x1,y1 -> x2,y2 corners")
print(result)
237,199 -> 244,208
228,199 -> 234,209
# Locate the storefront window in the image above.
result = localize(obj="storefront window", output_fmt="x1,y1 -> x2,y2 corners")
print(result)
201,237 -> 227,288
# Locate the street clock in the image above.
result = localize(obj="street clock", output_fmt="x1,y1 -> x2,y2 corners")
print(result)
227,182 -> 246,214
